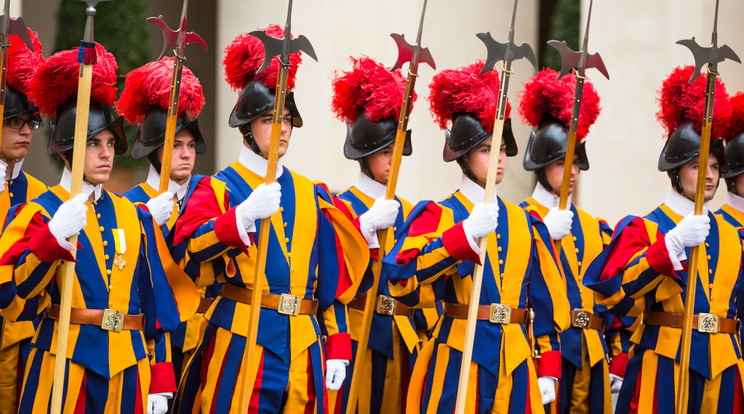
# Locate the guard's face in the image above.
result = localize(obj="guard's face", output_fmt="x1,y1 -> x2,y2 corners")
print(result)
0,112 -> 37,163
82,129 -> 115,186
248,108 -> 292,159
735,173 -> 744,196
465,136 -> 506,188
157,129 -> 196,185
678,153 -> 720,202
365,144 -> 393,185
544,154 -> 580,196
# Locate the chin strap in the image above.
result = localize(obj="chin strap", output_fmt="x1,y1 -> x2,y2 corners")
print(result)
358,158 -> 377,183
147,152 -> 162,174
239,125 -> 263,157
535,168 -> 553,193
456,157 -> 480,185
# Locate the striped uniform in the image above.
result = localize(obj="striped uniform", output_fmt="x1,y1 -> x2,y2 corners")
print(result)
123,174 -> 222,382
0,170 -> 45,414
330,185 -> 441,414
171,162 -> 369,414
383,189 -> 570,414
716,203 -> 744,228
0,185 -> 198,413
521,197 -> 633,414
584,203 -> 744,414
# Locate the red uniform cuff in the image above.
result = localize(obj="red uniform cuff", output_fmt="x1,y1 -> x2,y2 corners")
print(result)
325,333 -> 352,361
609,352 -> 628,378
535,350 -> 562,379
442,222 -> 481,264
149,362 -> 177,394
214,207 -> 251,255
647,236 -> 681,280
30,224 -> 76,263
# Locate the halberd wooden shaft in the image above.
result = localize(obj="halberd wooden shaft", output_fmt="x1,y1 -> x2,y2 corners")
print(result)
158,58 -> 183,193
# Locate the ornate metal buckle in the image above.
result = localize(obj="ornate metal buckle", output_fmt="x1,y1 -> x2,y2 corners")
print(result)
277,293 -> 301,316
376,296 -> 398,316
101,309 -> 125,332
572,309 -> 592,329
697,313 -> 719,334
489,303 -> 512,324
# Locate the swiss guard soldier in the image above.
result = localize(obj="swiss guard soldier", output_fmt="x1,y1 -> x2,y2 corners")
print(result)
0,43 -> 198,413
0,26 -> 47,414
517,68 -> 631,414
328,55 -> 437,414
717,92 -> 744,226
172,25 -> 369,413
382,61 -> 570,413
584,65 -> 744,413
117,58 -> 219,382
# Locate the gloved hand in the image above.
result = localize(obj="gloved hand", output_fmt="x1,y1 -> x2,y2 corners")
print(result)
236,182 -> 282,230
609,373 -> 623,393
666,213 -> 710,257
145,191 -> 175,227
537,376 -> 557,405
146,393 -> 169,414
462,203 -> 499,241
48,194 -> 88,241
325,359 -> 348,390
0,160 -> 6,195
358,198 -> 400,247
543,207 -> 574,240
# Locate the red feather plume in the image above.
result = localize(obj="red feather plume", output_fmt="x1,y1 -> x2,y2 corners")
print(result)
517,68 -> 601,142
725,92 -> 744,140
223,24 -> 302,92
656,65 -> 732,140
7,25 -> 43,97
116,57 -> 205,125
29,43 -> 118,117
428,61 -> 510,132
330,56 -> 413,124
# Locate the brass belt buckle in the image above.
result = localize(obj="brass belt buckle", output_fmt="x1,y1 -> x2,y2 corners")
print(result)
376,296 -> 397,316
697,313 -> 719,333
101,309 -> 125,332
489,303 -> 512,324
277,293 -> 301,316
572,309 -> 592,329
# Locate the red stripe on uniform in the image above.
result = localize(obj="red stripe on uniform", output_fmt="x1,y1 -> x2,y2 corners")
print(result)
249,349 -> 265,412
135,371 -> 144,414
74,373 -> 86,414
304,352 -> 315,414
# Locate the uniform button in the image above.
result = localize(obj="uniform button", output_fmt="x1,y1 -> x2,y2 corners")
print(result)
283,222 -> 288,228
707,255 -> 711,260
708,269 -> 713,274
279,207 -> 284,212
577,261 -> 582,266
497,246 -> 502,252
104,254 -> 109,260
287,253 -> 291,258
393,227 -> 397,232
496,234 -> 501,240
498,259 -> 504,265
573,236 -> 577,241
575,248 -> 580,253
705,242 -> 709,247
96,213 -> 101,219
8,193 -> 12,198
99,226 -> 104,232
285,238 -> 289,243
106,269 -> 111,275
8,181 -> 12,185
709,283 -> 714,289
103,241 -> 108,246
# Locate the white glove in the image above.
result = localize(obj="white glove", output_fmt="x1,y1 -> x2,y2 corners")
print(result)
146,393 -> 169,414
666,213 -> 710,257
537,376 -> 557,405
0,159 -> 6,195
48,193 -> 88,243
358,198 -> 400,248
145,191 -> 175,227
543,207 -> 574,240
236,182 -> 282,230
325,358 -> 348,390
462,203 -> 499,241
609,373 -> 623,393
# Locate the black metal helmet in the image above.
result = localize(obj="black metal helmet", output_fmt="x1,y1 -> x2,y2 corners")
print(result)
4,86 -> 38,120
658,120 -> 727,174
343,112 -> 411,160
443,114 -> 517,162
523,120 -> 589,171
723,131 -> 744,193
131,109 -> 206,160
228,80 -> 303,129
47,99 -> 127,155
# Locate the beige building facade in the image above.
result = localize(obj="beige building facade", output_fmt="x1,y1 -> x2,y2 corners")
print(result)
17,0 -> 744,226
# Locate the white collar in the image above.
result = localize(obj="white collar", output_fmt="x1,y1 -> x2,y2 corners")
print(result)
727,191 -> 744,213
354,172 -> 386,199
145,165 -> 189,201
664,188 -> 708,217
530,182 -> 572,209
0,158 -> 23,180
59,167 -> 102,201
238,143 -> 284,179
459,174 -> 497,205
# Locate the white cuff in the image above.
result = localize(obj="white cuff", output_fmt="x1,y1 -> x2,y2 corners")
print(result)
668,248 -> 686,272
237,217 -> 254,247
